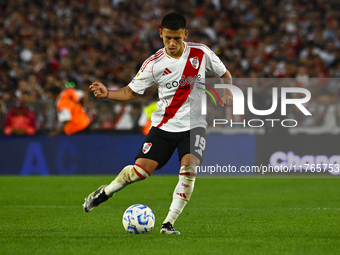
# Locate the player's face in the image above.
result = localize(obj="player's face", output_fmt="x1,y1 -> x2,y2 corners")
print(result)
159,28 -> 188,59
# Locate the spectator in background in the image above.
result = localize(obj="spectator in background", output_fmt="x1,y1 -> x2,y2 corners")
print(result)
138,101 -> 157,135
112,103 -> 137,131
48,84 -> 90,136
316,88 -> 338,129
4,100 -> 36,136
0,0 -> 339,133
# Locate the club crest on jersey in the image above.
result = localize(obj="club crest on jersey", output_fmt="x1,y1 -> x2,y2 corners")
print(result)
142,143 -> 152,154
189,56 -> 199,69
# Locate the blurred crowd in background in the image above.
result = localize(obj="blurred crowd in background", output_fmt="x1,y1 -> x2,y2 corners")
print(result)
1,0 -> 340,135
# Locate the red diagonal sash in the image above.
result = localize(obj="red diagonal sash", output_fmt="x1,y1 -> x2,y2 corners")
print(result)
157,48 -> 204,128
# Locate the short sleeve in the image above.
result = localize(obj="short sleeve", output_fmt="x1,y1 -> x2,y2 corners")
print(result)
204,47 -> 227,78
128,62 -> 155,95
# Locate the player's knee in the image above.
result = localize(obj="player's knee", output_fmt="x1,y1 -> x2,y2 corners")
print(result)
134,158 -> 158,175
180,154 -> 201,167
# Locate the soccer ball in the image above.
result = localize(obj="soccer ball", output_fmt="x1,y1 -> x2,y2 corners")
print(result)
122,204 -> 155,234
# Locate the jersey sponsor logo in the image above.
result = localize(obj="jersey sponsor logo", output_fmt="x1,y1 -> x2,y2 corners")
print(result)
165,74 -> 201,89
162,68 -> 172,76
142,143 -> 152,154
136,72 -> 141,78
189,56 -> 199,69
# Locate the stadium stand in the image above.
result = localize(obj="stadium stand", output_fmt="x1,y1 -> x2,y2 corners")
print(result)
0,0 -> 339,134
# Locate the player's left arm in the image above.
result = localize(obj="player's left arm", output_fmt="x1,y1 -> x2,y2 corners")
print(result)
220,70 -> 233,106
203,45 -> 233,106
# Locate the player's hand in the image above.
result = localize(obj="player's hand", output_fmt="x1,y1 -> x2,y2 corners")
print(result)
221,93 -> 233,106
89,82 -> 108,99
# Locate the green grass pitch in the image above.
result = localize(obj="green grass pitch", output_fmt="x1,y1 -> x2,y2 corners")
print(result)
0,176 -> 339,255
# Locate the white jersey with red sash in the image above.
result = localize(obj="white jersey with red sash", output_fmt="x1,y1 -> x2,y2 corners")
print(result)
128,42 -> 227,132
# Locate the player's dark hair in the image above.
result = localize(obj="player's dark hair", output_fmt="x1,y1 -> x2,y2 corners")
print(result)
161,12 -> 186,30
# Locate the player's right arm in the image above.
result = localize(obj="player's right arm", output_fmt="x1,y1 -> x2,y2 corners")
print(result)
90,51 -> 159,101
89,82 -> 137,102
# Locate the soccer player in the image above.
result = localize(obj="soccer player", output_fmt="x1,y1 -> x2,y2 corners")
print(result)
83,12 -> 232,234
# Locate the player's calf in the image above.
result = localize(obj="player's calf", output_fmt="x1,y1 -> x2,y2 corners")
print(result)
104,164 -> 150,196
161,165 -> 197,231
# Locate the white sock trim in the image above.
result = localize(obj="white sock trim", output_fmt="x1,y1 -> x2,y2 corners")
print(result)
133,164 -> 150,179
104,164 -> 150,195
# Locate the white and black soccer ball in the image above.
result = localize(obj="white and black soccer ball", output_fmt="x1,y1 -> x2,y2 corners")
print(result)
122,204 -> 155,234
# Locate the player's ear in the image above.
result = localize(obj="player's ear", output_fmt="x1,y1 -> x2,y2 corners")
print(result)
159,28 -> 163,38
184,29 -> 188,40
